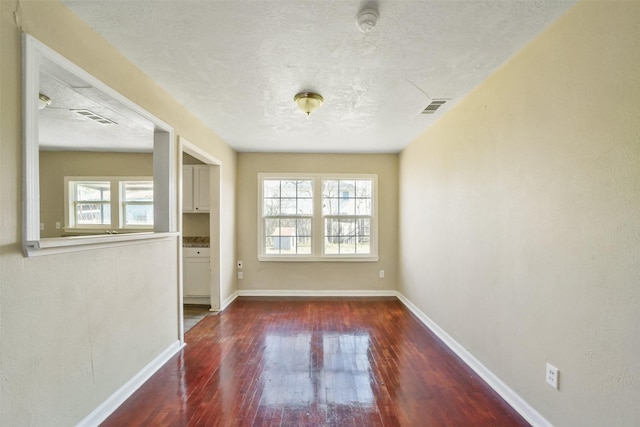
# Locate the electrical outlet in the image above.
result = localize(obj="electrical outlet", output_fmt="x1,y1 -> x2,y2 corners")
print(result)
237,260 -> 243,269
55,222 -> 61,229
379,270 -> 385,278
546,363 -> 559,389
40,223 -> 44,230
237,271 -> 243,280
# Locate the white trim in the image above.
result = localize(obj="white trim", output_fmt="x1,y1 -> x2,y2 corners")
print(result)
22,34 -> 176,256
237,289 -> 397,298
395,293 -> 552,427
221,291 -> 239,310
25,232 -> 178,257
76,340 -> 183,427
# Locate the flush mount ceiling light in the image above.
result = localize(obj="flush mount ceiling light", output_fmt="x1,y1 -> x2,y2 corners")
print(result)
38,93 -> 51,109
294,92 -> 324,116
356,9 -> 379,33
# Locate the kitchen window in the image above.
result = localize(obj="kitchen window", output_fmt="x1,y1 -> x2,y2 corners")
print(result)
65,177 -> 153,233
258,173 -> 378,261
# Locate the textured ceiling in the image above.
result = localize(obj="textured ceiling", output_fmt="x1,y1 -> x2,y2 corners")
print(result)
60,0 -> 576,153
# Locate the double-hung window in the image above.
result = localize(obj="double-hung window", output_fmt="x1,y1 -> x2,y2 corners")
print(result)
259,173 -> 377,261
65,176 -> 153,233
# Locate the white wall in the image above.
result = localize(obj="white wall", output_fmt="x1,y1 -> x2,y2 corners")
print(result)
398,1 -> 640,425
0,1 -> 236,425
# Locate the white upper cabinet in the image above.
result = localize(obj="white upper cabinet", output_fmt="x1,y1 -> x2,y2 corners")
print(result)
183,165 -> 210,213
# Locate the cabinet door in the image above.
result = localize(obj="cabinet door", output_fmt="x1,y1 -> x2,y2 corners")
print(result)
184,257 -> 210,296
194,166 -> 210,212
182,166 -> 194,212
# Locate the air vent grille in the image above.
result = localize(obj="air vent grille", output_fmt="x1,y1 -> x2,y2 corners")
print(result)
421,99 -> 447,115
71,109 -> 117,125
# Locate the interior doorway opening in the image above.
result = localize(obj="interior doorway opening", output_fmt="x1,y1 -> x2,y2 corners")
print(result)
179,138 -> 221,341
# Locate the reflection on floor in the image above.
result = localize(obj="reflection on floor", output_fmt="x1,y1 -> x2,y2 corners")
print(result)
103,298 -> 529,426
183,304 -> 214,332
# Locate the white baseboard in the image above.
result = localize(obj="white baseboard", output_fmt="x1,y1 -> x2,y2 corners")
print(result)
395,293 -> 551,427
236,289 -> 398,297
221,291 -> 239,310
76,340 -> 183,427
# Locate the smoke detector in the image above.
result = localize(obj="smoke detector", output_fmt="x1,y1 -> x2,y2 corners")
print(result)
356,9 -> 379,33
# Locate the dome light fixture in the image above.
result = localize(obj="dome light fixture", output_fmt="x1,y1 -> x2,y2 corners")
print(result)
356,9 -> 379,33
294,92 -> 324,116
38,93 -> 52,110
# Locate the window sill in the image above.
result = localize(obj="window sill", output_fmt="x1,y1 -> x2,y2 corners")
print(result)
24,232 -> 179,257
258,255 -> 379,263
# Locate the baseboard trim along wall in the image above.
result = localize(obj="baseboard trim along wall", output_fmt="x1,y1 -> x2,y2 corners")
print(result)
395,293 -> 552,427
76,340 -> 184,427
236,289 -> 398,298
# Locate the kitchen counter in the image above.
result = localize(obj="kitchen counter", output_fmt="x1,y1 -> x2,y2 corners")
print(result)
182,236 -> 210,248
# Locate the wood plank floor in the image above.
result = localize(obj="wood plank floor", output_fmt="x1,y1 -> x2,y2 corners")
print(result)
101,297 -> 529,426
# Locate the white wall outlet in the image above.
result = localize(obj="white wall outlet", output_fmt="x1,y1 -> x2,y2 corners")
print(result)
55,222 -> 61,229
379,270 -> 385,278
546,363 -> 559,389
237,271 -> 243,280
40,223 -> 44,230
237,260 -> 243,269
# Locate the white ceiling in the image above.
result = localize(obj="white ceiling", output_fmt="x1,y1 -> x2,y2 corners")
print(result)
58,0 -> 576,153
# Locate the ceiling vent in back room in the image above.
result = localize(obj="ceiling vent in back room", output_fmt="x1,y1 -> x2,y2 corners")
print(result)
421,99 -> 448,115
71,109 -> 117,125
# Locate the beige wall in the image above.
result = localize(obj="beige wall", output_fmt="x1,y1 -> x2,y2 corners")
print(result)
237,153 -> 398,292
398,1 -> 640,425
0,1 -> 236,426
39,151 -> 153,237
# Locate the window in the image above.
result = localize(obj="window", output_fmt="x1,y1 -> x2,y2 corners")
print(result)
65,177 -> 153,232
258,174 -> 378,261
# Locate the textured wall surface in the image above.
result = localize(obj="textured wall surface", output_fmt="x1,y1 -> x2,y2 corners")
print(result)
398,2 -> 640,425
236,153 -> 398,293
0,1 -> 236,425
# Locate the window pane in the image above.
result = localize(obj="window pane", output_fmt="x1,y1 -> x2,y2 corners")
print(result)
281,198 -> 297,215
356,236 -> 370,254
123,181 -> 153,202
297,180 -> 313,197
339,180 -> 356,199
280,180 -> 298,198
355,198 -> 371,216
264,198 -> 280,216
124,204 -> 153,226
296,218 -> 312,254
265,218 -> 281,254
339,197 -> 356,215
323,180 -> 339,198
323,198 -> 339,216
76,182 -> 110,201
356,180 -> 372,198
298,198 -> 313,215
264,180 -> 280,198
76,202 -> 110,225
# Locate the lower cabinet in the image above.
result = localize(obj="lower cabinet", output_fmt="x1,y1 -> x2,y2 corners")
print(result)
183,248 -> 210,303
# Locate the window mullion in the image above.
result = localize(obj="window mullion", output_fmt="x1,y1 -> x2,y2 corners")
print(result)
111,180 -> 119,230
313,176 -> 323,256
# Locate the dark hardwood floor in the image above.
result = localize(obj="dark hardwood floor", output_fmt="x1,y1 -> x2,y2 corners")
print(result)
101,297 -> 529,426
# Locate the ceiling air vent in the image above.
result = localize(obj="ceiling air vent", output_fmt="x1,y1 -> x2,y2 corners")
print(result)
421,99 -> 447,115
71,109 -> 117,125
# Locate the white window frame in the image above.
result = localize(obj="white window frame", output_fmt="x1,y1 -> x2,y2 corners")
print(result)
64,176 -> 154,234
258,173 -> 378,262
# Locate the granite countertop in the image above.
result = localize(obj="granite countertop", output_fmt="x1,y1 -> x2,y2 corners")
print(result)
182,236 -> 210,248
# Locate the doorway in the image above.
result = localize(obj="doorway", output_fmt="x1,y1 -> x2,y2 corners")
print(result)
179,137 -> 221,342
